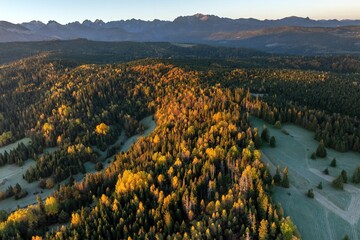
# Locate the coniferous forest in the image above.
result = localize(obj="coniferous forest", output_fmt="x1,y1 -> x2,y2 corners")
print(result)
0,41 -> 360,239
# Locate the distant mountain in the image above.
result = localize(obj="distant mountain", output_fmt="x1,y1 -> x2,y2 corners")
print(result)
1,14 -> 360,55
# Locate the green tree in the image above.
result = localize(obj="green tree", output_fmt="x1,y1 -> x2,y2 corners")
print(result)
307,188 -> 314,198
36,194 -> 45,214
273,165 -> 282,185
352,166 -> 360,183
316,140 -> 327,158
330,158 -> 337,167
281,167 -> 290,188
332,174 -> 344,190
341,170 -> 348,183
280,217 -> 298,240
45,196 -> 59,216
270,136 -> 276,148
261,125 -> 270,142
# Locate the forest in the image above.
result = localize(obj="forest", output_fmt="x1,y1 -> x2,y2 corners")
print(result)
0,45 -> 359,239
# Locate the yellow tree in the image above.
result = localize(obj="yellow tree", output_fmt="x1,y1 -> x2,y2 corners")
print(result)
45,196 -> 59,216
71,212 -> 81,226
258,219 -> 268,240
95,123 -> 110,135
42,122 -> 54,137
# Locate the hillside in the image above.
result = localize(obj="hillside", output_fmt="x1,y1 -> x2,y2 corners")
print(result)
0,55 -> 301,239
0,48 -> 360,238
0,40 -> 267,65
1,40 -> 360,75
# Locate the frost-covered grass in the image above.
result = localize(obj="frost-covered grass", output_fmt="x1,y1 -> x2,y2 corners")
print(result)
251,116 -> 360,240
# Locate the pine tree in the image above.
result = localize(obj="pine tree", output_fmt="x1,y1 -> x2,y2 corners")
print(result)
270,136 -> 276,148
352,166 -> 360,183
330,158 -> 337,167
341,170 -> 348,183
37,194 -> 45,214
273,165 -> 282,185
281,167 -> 290,188
332,174 -> 344,190
316,140 -> 327,158
261,125 -> 270,143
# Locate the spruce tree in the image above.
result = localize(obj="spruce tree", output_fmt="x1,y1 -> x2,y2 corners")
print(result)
341,170 -> 348,183
270,136 -> 276,148
316,140 -> 327,158
273,165 -> 282,185
261,125 -> 270,143
281,167 -> 290,188
330,158 -> 337,167
332,174 -> 344,190
352,166 -> 360,183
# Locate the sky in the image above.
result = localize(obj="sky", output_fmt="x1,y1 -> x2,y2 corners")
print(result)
1,0 -> 359,24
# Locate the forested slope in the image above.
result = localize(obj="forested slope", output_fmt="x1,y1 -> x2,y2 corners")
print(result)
0,59 -> 299,239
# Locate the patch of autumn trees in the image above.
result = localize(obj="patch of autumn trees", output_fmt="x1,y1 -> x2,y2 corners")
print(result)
42,64 -> 297,239
0,63 -> 298,239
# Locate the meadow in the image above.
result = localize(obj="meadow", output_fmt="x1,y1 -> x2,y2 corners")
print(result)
251,116 -> 360,240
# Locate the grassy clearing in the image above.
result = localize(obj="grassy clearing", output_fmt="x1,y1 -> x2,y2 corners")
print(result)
251,116 -> 360,240
0,115 -> 156,213
0,160 -> 53,212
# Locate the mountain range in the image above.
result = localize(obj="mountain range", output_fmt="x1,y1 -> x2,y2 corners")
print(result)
1,14 -> 360,55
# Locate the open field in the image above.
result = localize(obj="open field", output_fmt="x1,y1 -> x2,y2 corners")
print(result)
0,115 -> 156,213
251,116 -> 360,240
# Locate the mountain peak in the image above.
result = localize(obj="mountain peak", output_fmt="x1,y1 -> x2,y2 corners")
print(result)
47,20 -> 61,26
194,13 -> 210,21
94,19 -> 105,25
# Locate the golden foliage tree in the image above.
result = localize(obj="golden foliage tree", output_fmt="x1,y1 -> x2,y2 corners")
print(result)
45,196 -> 59,216
95,123 -> 110,135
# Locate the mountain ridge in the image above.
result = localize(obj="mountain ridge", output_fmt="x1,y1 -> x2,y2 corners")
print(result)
1,14 -> 360,55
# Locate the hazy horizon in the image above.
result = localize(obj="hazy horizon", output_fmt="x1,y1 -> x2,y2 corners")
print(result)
1,0 -> 360,24
2,14 -> 360,25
